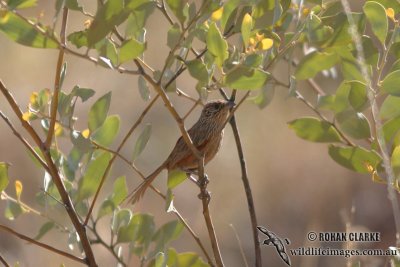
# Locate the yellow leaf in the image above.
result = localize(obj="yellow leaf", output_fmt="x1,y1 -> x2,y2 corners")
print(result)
302,7 -> 310,16
249,37 -> 255,46
82,129 -> 90,138
365,162 -> 374,173
211,7 -> 223,21
386,8 -> 395,21
22,111 -> 32,121
54,122 -> 63,137
260,38 -> 274,50
15,180 -> 22,200
29,92 -> 38,105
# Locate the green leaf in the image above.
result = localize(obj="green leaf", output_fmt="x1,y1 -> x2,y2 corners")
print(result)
34,222 -> 55,240
166,248 -> 209,267
88,92 -> 112,132
4,200 -> 24,220
336,110 -> 371,139
383,116 -> 400,142
373,0 -> 400,12
392,146 -> 400,178
295,51 -> 339,80
380,95 -> 400,120
167,23 -> 181,49
117,213 -> 155,245
67,30 -> 88,48
7,0 -> 37,9
87,0 -> 128,45
125,3 -> 155,39
306,14 -> 333,45
328,145 -> 382,173
111,176 -> 128,205
138,75 -> 150,101
119,39 -> 146,64
65,0 -> 83,11
0,162 -> 10,192
78,152 -> 112,200
252,0 -> 275,19
221,0 -> 241,31
244,53 -> 263,67
167,170 -> 187,189
241,13 -> 253,47
166,0 -> 187,24
348,81 -> 368,111
390,59 -> 400,73
224,66 -> 270,90
72,86 -> 95,102
363,1 -> 388,45
323,12 -> 366,48
92,115 -> 120,147
206,22 -> 228,68
251,83 -> 275,109
186,59 -> 209,84
97,199 -> 115,219
151,220 -> 184,257
111,209 -> 132,234
132,123 -> 152,160
382,70 -> 400,96
288,117 -> 342,143
0,11 -> 58,48
97,39 -> 118,67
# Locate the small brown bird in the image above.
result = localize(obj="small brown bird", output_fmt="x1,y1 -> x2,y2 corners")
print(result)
129,100 -> 234,203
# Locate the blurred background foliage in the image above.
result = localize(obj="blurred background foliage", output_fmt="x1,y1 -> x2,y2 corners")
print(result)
0,0 -> 400,266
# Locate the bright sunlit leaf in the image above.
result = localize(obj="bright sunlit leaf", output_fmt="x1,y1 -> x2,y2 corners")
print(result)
15,180 -> 22,200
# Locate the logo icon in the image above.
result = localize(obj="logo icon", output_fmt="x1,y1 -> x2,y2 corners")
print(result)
257,226 -> 291,266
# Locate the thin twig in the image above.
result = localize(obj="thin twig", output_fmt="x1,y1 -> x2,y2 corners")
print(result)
46,7 -> 68,148
0,111 -> 50,173
0,224 -> 85,264
88,222 -> 126,267
0,253 -> 9,267
229,224 -> 249,267
224,89 -> 262,267
1,191 -> 69,233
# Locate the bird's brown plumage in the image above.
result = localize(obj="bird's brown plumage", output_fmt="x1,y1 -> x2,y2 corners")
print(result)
128,100 -> 233,203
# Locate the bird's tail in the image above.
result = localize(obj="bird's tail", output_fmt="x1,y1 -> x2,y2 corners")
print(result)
126,163 -> 166,204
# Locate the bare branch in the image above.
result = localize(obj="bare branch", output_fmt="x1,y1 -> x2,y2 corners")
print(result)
222,89 -> 262,267
0,253 -> 10,267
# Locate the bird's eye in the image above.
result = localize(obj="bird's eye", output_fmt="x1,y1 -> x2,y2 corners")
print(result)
213,103 -> 221,110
